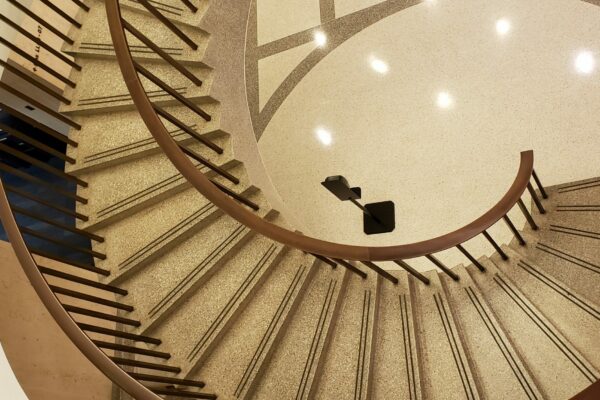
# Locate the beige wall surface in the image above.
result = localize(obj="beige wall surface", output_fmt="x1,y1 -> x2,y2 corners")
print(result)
0,240 -> 112,400
3,0 -> 78,90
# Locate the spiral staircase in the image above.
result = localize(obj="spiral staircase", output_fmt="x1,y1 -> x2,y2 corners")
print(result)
0,0 -> 599,399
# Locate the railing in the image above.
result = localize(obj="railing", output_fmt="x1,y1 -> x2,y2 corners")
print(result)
0,1 -> 216,397
0,176 -> 215,399
0,1 -> 596,399
105,0 -> 548,285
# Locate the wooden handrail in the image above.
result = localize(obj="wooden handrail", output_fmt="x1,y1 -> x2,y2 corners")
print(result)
0,178 -> 162,400
105,0 -> 536,262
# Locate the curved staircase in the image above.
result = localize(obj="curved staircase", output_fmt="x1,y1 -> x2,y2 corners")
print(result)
0,0 -> 598,399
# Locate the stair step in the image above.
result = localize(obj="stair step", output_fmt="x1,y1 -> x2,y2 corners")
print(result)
65,0 -> 209,64
371,270 -> 422,400
493,246 -> 600,370
548,176 -> 600,204
61,56 -> 213,115
516,233 -> 600,305
313,270 -> 380,400
441,264 -> 543,400
148,235 -> 289,370
115,205 -> 275,329
412,270 -> 480,400
91,168 -> 258,282
189,251 -> 318,398
118,0 -> 209,26
469,257 -> 599,399
66,104 -> 224,175
75,136 -> 235,229
251,265 -> 348,400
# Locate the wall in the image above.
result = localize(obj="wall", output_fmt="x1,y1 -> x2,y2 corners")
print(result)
0,240 -> 112,400
200,0 -> 306,231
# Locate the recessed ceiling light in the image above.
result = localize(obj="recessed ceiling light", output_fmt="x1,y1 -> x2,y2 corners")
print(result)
575,51 -> 595,74
436,92 -> 454,109
496,18 -> 511,36
315,127 -> 332,146
314,31 -> 327,48
370,58 -> 389,74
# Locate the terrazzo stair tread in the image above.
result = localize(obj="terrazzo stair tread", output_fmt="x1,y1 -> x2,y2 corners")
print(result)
440,264 -> 543,400
250,265 -> 348,400
514,229 -> 600,305
61,57 -> 214,115
491,245 -> 600,370
528,178 -> 600,229
118,0 -> 210,26
371,270 -> 422,400
96,184 -> 264,284
412,270 -> 480,400
64,0 -> 210,64
546,176 -> 600,204
188,251 -> 319,398
83,158 -> 241,231
468,257 -> 599,399
531,222 -> 600,264
66,104 -> 224,174
146,234 -> 289,372
312,270 -> 380,400
117,205 -> 276,327
75,135 -> 235,229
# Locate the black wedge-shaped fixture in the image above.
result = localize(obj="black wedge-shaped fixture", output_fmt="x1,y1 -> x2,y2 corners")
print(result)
321,175 -> 395,235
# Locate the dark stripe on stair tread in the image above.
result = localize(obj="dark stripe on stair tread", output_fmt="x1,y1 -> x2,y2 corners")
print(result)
549,225 -> 600,240
119,202 -> 215,270
187,244 -> 280,361
235,265 -> 307,397
516,261 -> 600,320
465,287 -> 538,400
126,0 -> 184,15
355,290 -> 371,400
536,243 -> 600,275
96,164 -> 208,217
149,224 -> 249,318
557,179 -> 600,193
494,275 -> 598,382
80,41 -> 184,51
84,125 -> 195,162
78,87 -> 187,106
434,293 -> 477,400
296,278 -> 337,400
400,294 -> 418,400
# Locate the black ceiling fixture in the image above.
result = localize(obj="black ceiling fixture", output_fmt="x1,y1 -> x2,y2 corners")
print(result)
321,175 -> 395,235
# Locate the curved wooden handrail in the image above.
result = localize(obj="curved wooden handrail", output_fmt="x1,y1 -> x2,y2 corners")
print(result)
106,0 -> 534,262
0,179 -> 162,400
571,380 -> 600,400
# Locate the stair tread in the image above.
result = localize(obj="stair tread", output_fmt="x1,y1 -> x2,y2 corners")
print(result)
313,269 -> 379,400
89,162 -> 253,270
66,0 -> 209,62
147,234 -> 288,370
189,250 -> 316,398
75,135 -> 235,229
413,270 -> 480,400
114,200 -> 273,326
119,0 -> 209,25
371,270 -> 422,400
62,57 -> 213,115
66,104 -> 224,174
442,264 -> 543,400
251,265 -> 348,400
469,257 -> 598,399
493,246 -> 600,371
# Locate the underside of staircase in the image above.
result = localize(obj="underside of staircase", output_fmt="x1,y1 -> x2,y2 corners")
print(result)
0,0 -> 598,399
